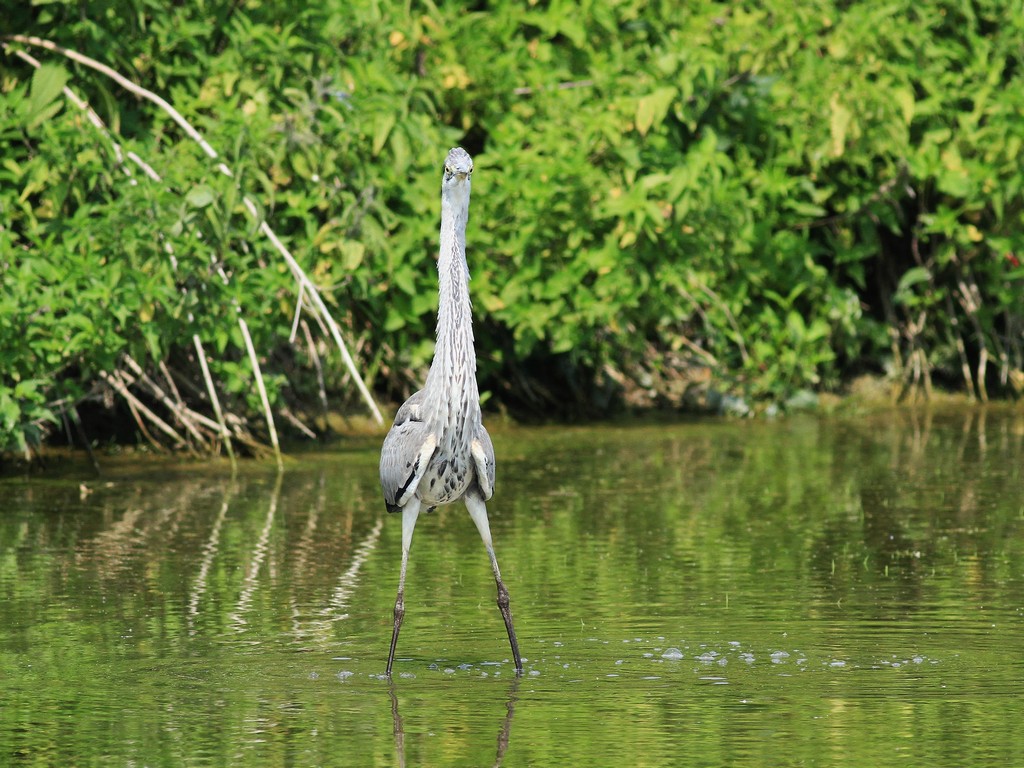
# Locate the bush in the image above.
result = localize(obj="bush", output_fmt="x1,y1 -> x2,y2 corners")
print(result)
1,0 -> 1022,453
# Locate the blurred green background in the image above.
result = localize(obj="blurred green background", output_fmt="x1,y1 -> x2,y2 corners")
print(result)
2,0 -> 1022,453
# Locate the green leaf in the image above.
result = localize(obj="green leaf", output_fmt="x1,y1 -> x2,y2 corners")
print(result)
829,93 -> 853,158
635,87 -> 676,137
893,267 -> 933,307
896,267 -> 931,294
339,241 -> 365,271
392,265 -> 418,296
786,311 -> 806,337
186,186 -> 215,208
27,63 -> 68,128
893,87 -> 915,125
372,113 -> 396,157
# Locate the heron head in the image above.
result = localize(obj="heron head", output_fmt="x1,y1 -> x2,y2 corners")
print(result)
443,147 -> 473,185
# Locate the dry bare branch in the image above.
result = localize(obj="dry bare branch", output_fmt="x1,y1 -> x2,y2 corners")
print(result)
301,318 -> 330,427
100,371 -> 174,449
193,335 -> 237,466
122,355 -> 210,448
239,317 -> 283,469
278,406 -> 317,440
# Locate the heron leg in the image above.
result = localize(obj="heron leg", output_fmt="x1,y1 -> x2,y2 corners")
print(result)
466,495 -> 523,674
387,500 -> 421,676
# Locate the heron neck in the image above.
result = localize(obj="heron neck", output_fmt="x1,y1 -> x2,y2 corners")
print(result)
423,194 -> 479,428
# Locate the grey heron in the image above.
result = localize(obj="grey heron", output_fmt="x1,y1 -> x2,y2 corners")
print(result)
379,147 -> 523,676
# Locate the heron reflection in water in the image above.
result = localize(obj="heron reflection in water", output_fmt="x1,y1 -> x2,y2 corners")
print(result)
389,678 -> 519,768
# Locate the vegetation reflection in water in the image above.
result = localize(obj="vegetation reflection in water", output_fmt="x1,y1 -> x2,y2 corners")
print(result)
2,408 -> 1023,766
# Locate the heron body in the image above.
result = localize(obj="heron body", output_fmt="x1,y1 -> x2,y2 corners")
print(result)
379,147 -> 522,676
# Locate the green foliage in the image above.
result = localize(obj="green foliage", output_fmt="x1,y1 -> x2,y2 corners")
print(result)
1,0 -> 1023,450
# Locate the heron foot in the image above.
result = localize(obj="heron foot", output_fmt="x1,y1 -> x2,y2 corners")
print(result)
494,581 -> 523,674
387,591 -> 406,676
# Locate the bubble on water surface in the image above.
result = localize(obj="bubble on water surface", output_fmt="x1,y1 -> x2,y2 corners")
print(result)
661,648 -> 685,660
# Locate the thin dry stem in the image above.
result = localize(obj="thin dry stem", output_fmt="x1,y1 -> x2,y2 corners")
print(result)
159,360 -> 186,412
100,370 -> 180,449
945,293 -> 977,400
67,404 -> 101,474
239,317 -> 283,470
122,355 -> 210,448
675,333 -> 719,367
279,406 -> 317,440
301,318 -> 330,427
957,276 -> 989,402
194,334 -> 237,466
289,284 -> 306,344
243,198 -> 384,425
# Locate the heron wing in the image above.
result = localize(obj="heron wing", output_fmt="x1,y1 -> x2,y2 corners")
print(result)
470,423 -> 496,501
380,391 -> 437,513
392,388 -> 424,426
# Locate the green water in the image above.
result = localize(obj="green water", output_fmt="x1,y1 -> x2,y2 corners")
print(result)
2,409 -> 1023,766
